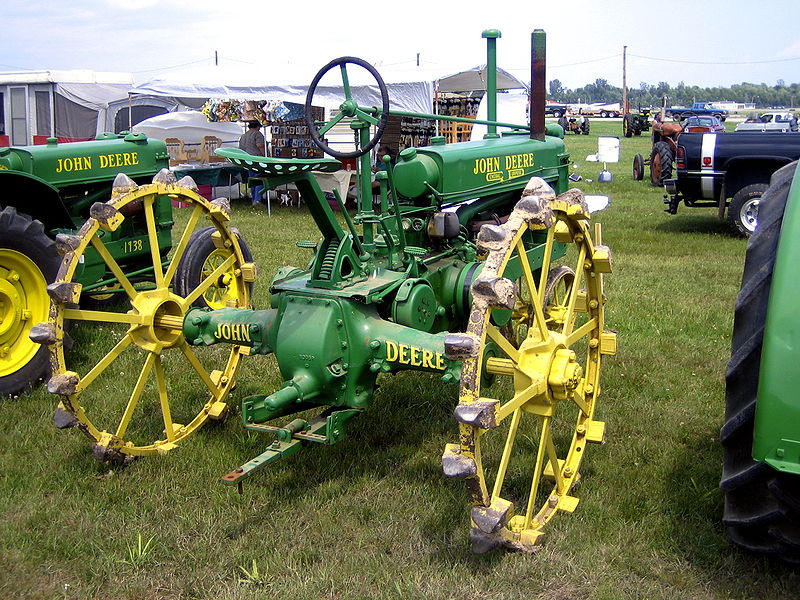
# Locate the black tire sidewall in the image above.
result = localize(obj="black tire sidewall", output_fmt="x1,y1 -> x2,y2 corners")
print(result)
728,183 -> 769,236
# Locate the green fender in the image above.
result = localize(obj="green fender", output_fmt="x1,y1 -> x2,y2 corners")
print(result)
754,161 -> 800,473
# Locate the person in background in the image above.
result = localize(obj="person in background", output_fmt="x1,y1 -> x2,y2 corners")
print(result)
239,120 -> 266,206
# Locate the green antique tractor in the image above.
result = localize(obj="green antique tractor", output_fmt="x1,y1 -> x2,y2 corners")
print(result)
38,30 -> 616,553
722,160 -> 800,563
0,133 -> 250,396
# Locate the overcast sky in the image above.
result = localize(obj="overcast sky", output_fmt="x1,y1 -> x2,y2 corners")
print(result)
3,0 -> 799,90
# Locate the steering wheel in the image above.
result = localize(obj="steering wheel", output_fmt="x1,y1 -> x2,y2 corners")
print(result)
304,56 -> 390,160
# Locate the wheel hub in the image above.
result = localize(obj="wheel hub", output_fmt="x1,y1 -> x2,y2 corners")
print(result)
0,273 -> 23,339
129,289 -> 186,352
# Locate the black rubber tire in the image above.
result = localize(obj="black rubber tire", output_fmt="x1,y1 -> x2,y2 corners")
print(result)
728,183 -> 769,237
600,111 -> 608,119
174,226 -> 254,309
0,206 -> 61,396
552,110 -> 563,119
581,118 -> 590,135
557,116 -> 568,133
632,153 -> 645,181
649,141 -> 673,186
721,165 -> 800,564
623,114 -> 633,138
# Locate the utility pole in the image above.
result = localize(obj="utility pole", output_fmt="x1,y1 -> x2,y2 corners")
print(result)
622,45 -> 628,114
215,50 -> 218,66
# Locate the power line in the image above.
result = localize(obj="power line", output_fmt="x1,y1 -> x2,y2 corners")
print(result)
629,53 -> 800,66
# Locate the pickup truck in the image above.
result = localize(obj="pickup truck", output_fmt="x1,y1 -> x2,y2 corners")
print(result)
667,102 -> 729,122
735,112 -> 799,132
544,103 -> 568,118
663,132 -> 800,235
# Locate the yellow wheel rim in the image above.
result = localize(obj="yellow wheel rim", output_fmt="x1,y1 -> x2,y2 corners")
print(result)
0,249 -> 49,377
199,248 -> 242,310
44,175 -> 256,460
448,183 -> 617,553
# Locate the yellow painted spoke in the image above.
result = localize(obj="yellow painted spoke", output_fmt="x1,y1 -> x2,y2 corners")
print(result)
182,253 -> 237,306
144,196 -> 165,288
565,317 -> 598,347
90,236 -> 138,300
163,204 -> 203,287
496,378 -> 547,422
153,354 -> 175,442
76,335 -> 133,393
515,239 -> 548,339
179,341 -> 222,398
486,323 -> 519,362
571,384 -> 590,416
491,408 -> 522,501
524,416 -> 551,528
544,430 -> 566,494
537,227 -> 556,305
116,352 -> 156,438
63,308 -> 144,325
562,245 -> 587,337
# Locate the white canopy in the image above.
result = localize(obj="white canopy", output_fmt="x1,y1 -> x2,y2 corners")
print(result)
470,89 -> 529,141
437,65 -> 528,93
131,111 -> 242,145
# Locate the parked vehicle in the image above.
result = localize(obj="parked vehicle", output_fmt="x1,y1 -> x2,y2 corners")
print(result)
667,102 -> 728,122
631,121 -> 682,185
722,160 -> 800,563
557,114 -> 590,135
735,112 -> 798,133
663,132 -> 800,235
682,115 -> 726,133
545,103 -> 568,118
622,108 -> 651,137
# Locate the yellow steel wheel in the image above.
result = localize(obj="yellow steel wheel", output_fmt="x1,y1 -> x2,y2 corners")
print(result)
443,180 -> 617,553
199,248 -> 241,309
0,249 -> 49,376
40,172 -> 256,461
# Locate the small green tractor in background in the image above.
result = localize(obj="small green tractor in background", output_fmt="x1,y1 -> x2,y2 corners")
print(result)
0,133 -> 249,396
722,160 -> 800,564
622,108 -> 651,138
37,29 -> 616,553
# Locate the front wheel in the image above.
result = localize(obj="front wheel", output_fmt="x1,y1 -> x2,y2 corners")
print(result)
0,207 -> 61,396
632,154 -> 645,181
721,166 -> 800,563
728,184 -> 768,236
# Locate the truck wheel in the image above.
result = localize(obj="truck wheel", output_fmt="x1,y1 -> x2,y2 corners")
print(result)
728,183 -> 769,236
0,207 -> 61,396
632,154 -> 645,180
721,167 -> 800,563
581,119 -> 590,135
174,226 -> 254,309
649,141 -> 673,186
552,109 -> 562,118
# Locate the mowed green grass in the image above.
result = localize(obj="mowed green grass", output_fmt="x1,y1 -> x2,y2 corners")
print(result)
2,120 -> 799,600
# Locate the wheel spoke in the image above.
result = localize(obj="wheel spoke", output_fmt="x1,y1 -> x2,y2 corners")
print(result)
179,341 -> 222,399
496,379 -> 547,422
515,239 -> 549,339
485,323 -> 519,362
491,408 -> 522,501
144,195 -> 165,289
163,204 -> 204,287
565,317 -> 598,347
63,308 -> 145,325
562,244 -> 587,337
339,63 -> 352,99
318,111 -> 345,136
153,354 -> 175,442
544,428 -> 566,494
181,253 -> 237,307
90,236 -> 138,300
76,335 -> 134,394
115,351 -> 156,438
524,416 -> 551,528
537,228 -> 556,305
354,108 -> 380,126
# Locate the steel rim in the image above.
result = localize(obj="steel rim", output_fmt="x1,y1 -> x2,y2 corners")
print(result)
741,197 -> 760,232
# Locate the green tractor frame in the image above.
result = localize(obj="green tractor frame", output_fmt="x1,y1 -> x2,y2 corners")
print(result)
37,29 -> 616,553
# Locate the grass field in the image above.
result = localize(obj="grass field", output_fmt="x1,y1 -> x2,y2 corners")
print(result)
2,120 -> 799,599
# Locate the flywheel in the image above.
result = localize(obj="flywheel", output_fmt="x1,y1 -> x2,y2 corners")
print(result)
35,170 -> 255,461
443,179 -> 617,552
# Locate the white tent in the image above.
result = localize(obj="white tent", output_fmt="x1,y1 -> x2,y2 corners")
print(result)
437,65 -> 528,93
131,111 -> 242,145
470,89 -> 530,141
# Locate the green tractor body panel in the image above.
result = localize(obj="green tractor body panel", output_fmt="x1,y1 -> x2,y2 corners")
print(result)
754,161 -> 800,473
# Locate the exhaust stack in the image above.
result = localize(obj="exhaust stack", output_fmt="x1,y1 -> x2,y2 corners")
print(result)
530,29 -> 546,141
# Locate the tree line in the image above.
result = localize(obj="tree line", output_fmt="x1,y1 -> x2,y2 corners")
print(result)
548,78 -> 800,108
